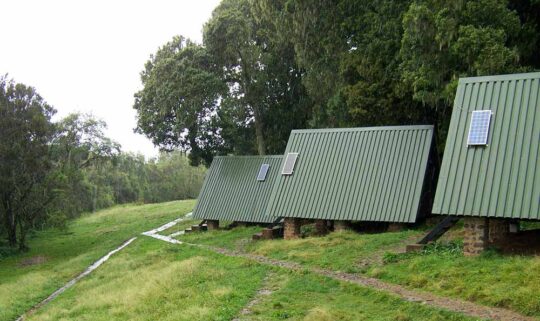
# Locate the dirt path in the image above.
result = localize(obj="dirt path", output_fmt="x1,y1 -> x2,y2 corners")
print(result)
188,243 -> 536,321
231,272 -> 276,321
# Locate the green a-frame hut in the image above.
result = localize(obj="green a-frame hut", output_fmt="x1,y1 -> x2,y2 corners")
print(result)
432,72 -> 540,255
265,125 -> 435,239
192,156 -> 282,228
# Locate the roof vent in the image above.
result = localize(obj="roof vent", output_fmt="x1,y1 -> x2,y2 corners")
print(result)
282,153 -> 298,175
257,164 -> 270,181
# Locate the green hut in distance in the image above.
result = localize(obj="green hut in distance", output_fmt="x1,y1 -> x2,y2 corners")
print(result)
192,156 -> 282,229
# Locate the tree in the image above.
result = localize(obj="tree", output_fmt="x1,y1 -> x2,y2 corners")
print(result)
0,76 -> 56,249
134,37 -> 227,166
50,113 -> 121,217
204,0 -> 269,155
203,0 -> 312,155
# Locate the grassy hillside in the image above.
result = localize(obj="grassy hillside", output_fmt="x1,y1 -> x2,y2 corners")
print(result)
179,226 -> 540,318
4,200 -> 538,320
1,201 -> 482,321
27,238 -> 477,321
0,200 -> 195,321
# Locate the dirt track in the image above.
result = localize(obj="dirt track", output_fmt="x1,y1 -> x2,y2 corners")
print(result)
190,243 -> 537,321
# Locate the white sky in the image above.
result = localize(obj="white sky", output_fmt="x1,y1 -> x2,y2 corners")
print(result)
0,0 -> 221,158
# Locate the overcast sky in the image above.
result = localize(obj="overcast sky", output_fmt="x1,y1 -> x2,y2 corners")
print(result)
0,0 -> 222,158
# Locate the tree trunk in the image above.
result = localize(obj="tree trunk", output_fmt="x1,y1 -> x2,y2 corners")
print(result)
241,63 -> 266,156
4,204 -> 17,247
17,216 -> 28,251
253,106 -> 266,156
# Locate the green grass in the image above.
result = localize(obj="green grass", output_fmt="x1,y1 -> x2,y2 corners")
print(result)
160,218 -> 198,235
2,202 -> 480,321
179,226 -> 262,250
180,228 -> 421,273
23,227 -> 476,321
246,230 -> 422,273
27,238 -> 269,321
0,200 -> 194,321
4,202 -> 538,320
237,271 -> 479,321
369,245 -> 540,317
180,226 -> 540,318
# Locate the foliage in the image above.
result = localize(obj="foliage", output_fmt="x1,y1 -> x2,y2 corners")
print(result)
134,0 -> 312,163
0,76 -> 57,249
135,0 -> 540,165
0,77 -> 206,249
204,0 -> 312,156
49,113 -> 121,221
134,36 -> 227,166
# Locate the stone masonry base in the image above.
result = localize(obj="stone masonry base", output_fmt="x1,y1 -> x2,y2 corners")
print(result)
463,217 -> 488,256
284,217 -> 301,239
463,217 -> 510,256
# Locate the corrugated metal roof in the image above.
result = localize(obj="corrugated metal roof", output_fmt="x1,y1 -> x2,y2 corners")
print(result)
265,125 -> 434,223
433,72 -> 540,220
193,156 -> 282,223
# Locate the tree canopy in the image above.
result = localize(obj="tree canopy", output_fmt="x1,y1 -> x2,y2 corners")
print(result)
134,0 -> 539,166
0,76 -> 56,249
0,77 -> 206,250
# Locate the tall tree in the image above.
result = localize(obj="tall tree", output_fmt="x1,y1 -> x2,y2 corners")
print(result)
134,36 -> 226,166
0,76 -> 56,249
205,0 -> 312,155
204,0 -> 269,155
399,0 -> 524,145
51,113 -> 121,217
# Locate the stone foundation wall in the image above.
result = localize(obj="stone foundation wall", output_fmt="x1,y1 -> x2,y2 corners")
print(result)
463,217 -> 488,256
284,217 -> 301,239
207,220 -> 219,231
261,228 -> 274,240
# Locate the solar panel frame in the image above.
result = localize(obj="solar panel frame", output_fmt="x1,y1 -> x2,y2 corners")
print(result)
467,110 -> 492,146
282,153 -> 298,175
257,164 -> 270,181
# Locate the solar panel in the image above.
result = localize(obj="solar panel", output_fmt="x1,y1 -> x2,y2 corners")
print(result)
282,153 -> 298,175
467,110 -> 492,146
257,164 -> 270,181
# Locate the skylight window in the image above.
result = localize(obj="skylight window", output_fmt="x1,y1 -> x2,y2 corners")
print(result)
257,164 -> 270,181
282,153 -> 298,175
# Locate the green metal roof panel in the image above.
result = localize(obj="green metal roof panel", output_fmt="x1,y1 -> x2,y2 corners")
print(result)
265,125 -> 434,223
193,156 -> 282,223
433,72 -> 540,220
